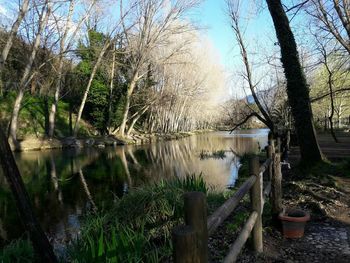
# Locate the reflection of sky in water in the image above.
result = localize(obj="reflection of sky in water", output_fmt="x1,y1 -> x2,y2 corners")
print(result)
228,155 -> 242,188
0,129 -> 268,250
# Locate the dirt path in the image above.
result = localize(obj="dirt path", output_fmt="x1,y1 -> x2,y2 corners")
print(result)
289,132 -> 350,161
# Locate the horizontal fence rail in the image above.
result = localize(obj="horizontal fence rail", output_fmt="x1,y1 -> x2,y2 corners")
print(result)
173,136 -> 284,263
207,175 -> 256,236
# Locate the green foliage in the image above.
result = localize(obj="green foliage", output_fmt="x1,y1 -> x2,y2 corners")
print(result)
168,173 -> 208,193
67,174 -> 217,262
226,211 -> 249,233
68,216 -> 158,263
74,29 -> 126,134
0,239 -> 34,263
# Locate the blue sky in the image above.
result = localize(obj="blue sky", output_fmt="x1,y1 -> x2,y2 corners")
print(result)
195,0 -> 281,97
197,0 -> 233,68
196,0 -> 276,70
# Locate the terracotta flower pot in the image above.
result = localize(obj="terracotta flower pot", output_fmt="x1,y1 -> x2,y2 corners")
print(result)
279,209 -> 310,238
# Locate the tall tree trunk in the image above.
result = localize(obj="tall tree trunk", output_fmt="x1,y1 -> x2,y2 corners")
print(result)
229,10 -> 275,131
0,126 -> 57,262
119,76 -> 137,137
0,0 -> 30,73
69,102 -> 73,136
48,0 -> 75,138
73,42 -> 110,137
107,43 -> 116,135
266,0 -> 323,164
326,71 -> 338,142
126,105 -> 150,136
9,2 -> 50,144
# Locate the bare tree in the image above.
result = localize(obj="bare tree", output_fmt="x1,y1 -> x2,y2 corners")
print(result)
227,0 -> 275,132
315,36 -> 341,141
308,0 -> 350,54
117,0 -> 200,137
107,40 -> 117,134
9,0 -> 51,145
48,0 -> 96,138
0,0 -> 30,73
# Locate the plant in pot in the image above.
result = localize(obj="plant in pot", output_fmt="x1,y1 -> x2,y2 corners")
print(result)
279,208 -> 310,238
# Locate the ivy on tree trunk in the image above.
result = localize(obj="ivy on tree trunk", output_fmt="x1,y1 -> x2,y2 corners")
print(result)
266,0 -> 323,164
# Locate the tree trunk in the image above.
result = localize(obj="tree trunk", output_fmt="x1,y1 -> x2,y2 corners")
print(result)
48,0 -> 75,138
119,76 -> 137,137
9,2 -> 50,143
0,0 -> 30,73
229,11 -> 274,131
126,105 -> 150,136
266,0 -> 323,164
9,89 -> 24,145
0,126 -> 57,262
326,68 -> 338,143
107,43 -> 116,134
69,102 -> 73,136
73,42 -> 110,137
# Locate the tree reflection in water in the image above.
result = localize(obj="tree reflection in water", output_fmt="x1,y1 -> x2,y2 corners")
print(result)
0,129 -> 268,248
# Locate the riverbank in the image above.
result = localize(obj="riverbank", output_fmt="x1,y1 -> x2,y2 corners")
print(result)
10,129 -> 212,152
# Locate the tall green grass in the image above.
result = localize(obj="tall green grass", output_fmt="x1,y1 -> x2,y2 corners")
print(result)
0,239 -> 34,263
67,174 -> 212,262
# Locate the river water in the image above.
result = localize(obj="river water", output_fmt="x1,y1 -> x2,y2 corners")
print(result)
0,129 -> 268,248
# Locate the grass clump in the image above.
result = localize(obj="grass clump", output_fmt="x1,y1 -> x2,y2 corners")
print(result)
67,174 -> 221,262
199,150 -> 226,159
0,238 -> 34,263
226,211 -> 249,233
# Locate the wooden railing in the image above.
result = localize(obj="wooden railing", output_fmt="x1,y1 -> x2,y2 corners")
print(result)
172,138 -> 283,262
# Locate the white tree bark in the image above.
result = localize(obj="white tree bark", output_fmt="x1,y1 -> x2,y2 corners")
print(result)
48,0 -> 96,138
9,1 -> 50,144
0,0 -> 30,73
73,40 -> 111,137
48,0 -> 75,138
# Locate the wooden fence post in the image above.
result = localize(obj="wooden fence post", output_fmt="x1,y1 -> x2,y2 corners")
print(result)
184,192 -> 208,262
249,157 -> 263,253
271,152 -> 283,221
172,225 -> 198,263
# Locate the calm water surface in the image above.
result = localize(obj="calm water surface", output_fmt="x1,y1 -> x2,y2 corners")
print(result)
0,129 -> 268,249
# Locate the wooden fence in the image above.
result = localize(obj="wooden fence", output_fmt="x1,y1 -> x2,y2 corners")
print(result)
172,138 -> 283,262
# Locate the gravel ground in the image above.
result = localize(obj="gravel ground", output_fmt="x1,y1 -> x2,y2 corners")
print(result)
236,219 -> 350,263
207,164 -> 350,263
